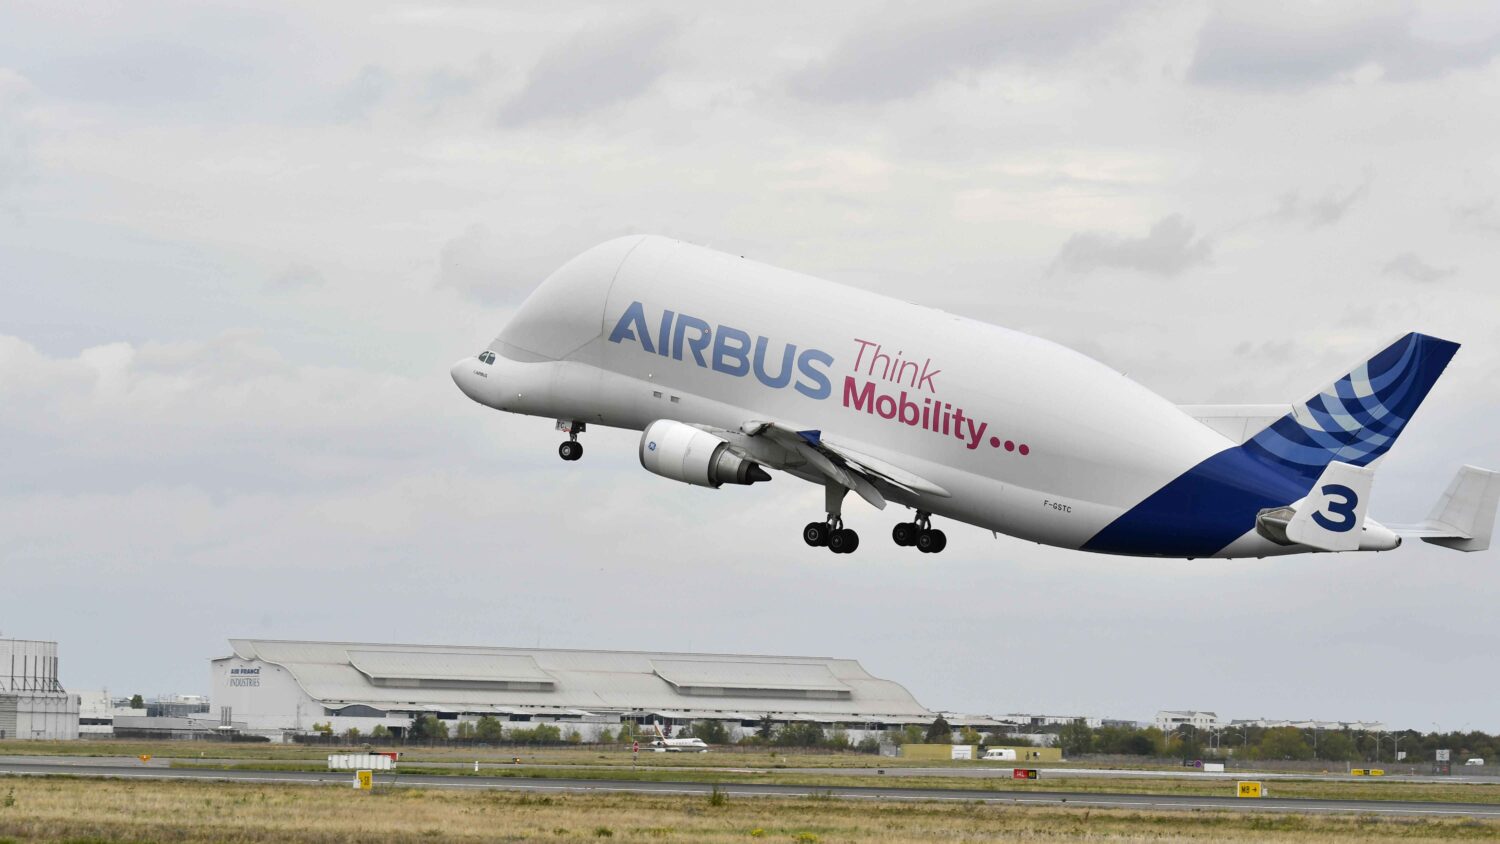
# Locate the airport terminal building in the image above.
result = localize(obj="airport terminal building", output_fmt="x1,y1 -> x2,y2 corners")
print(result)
212,638 -> 945,743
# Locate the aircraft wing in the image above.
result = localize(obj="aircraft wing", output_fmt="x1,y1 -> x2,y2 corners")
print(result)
736,420 -> 951,508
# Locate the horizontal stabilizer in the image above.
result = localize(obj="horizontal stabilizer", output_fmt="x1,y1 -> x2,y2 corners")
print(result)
1390,466 -> 1500,552
1284,461 -> 1373,552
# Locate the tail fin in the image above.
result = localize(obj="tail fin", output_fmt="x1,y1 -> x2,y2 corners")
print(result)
1241,332 -> 1459,486
1392,466 -> 1500,552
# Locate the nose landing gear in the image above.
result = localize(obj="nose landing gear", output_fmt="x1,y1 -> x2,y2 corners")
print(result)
557,419 -> 585,461
893,511 -> 946,553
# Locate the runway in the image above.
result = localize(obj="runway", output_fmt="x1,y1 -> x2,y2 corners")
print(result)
2,758 -> 1498,818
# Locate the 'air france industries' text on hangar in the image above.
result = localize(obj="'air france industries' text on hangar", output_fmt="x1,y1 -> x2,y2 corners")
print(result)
211,639 -> 947,742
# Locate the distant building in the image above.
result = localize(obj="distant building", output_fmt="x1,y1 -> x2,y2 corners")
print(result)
1154,710 -> 1221,732
1230,718 -> 1387,732
212,638 -> 944,743
147,694 -> 211,718
78,691 -> 194,737
0,639 -> 79,740
1002,713 -> 1104,729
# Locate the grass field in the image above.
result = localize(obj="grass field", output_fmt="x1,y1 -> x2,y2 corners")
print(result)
2,776 -> 1499,843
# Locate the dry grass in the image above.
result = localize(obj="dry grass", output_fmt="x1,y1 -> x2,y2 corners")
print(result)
1,776 -> 1499,843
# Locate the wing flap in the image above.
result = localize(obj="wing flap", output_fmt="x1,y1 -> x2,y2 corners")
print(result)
739,420 -> 950,505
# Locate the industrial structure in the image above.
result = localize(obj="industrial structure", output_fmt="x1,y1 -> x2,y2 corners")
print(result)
0,638 -> 80,740
211,638 -> 973,743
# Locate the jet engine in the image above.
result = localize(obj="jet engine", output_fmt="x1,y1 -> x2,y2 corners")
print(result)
639,420 -> 771,488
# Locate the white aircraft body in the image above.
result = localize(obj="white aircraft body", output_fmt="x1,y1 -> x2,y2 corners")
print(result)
648,723 -> 709,752
452,236 -> 1499,559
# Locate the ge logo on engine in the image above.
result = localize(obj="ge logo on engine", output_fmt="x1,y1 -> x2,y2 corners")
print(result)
647,441 -> 657,451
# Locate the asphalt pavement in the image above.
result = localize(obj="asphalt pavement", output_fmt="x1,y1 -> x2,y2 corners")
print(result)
1,757 -> 1498,818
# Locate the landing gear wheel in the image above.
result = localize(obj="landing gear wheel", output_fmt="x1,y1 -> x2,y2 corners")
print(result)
803,522 -> 830,547
558,441 -> 583,461
892,522 -> 918,547
916,529 -> 947,554
829,529 -> 860,554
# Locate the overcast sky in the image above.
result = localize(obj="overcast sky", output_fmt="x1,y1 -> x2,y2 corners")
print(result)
3,1 -> 1498,731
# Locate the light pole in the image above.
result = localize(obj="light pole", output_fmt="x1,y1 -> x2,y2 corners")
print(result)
1392,732 -> 1409,763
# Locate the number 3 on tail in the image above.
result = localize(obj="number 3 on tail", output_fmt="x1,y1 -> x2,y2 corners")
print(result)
1311,484 -> 1359,532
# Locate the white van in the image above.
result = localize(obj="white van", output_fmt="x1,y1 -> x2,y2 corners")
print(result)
1465,758 -> 1485,767
981,748 -> 1017,761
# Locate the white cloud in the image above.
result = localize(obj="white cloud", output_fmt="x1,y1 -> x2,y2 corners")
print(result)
1189,3 -> 1500,90
786,1 -> 1129,103
496,15 -> 678,126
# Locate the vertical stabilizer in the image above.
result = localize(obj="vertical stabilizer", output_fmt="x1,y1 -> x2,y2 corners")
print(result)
1241,332 -> 1459,486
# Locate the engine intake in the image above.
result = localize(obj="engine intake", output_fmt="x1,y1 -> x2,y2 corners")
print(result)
639,420 -> 771,488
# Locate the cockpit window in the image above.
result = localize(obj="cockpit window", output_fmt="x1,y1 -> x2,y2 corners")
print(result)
478,351 -> 496,365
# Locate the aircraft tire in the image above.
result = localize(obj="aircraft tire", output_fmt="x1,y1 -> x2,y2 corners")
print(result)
917,529 -> 946,553
892,522 -> 918,546
829,529 -> 859,554
558,441 -> 583,461
803,522 -> 830,547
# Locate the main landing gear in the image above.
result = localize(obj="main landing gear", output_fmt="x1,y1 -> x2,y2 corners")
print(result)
893,511 -> 946,553
805,484 -> 860,554
804,517 -> 860,554
557,419 -> 585,461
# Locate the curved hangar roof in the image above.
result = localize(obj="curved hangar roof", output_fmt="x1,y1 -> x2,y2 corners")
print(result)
221,639 -> 935,721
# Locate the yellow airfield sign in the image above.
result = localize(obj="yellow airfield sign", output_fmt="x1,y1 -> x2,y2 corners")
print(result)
1236,781 -> 1263,798
355,770 -> 373,791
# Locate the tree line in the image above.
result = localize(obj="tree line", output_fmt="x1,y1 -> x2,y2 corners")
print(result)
1053,721 -> 1497,763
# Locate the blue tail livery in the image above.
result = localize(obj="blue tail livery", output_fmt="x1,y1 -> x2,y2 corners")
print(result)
1084,332 -> 1460,557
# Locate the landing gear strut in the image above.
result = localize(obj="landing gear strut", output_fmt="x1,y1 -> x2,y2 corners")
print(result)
557,419 -> 585,461
893,511 -> 946,553
804,485 -> 859,554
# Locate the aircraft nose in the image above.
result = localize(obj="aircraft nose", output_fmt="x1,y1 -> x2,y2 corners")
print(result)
451,358 -> 482,402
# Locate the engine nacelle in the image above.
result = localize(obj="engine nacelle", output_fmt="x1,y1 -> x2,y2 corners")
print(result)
639,420 -> 771,488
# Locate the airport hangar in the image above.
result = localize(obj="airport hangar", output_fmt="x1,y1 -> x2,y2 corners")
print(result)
211,639 -> 993,743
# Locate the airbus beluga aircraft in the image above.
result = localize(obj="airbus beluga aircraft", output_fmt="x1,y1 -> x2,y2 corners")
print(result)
452,236 -> 1498,559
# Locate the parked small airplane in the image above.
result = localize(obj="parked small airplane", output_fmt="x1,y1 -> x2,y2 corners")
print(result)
453,236 -> 1498,559
647,722 -> 709,753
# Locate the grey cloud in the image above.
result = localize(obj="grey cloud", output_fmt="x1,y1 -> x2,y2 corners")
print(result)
328,65 -> 393,123
0,69 -> 36,195
1383,252 -> 1456,283
267,263 -> 324,291
1047,214 -> 1213,278
1453,198 -> 1500,234
787,2 -> 1127,104
1272,175 -> 1372,228
497,17 -> 677,127
1190,6 -> 1500,90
